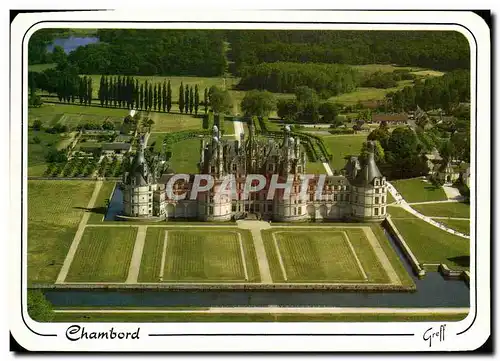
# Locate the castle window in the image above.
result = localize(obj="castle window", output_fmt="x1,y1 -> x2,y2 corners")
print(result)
334,194 -> 338,201
375,197 -> 379,204
381,207 -> 385,215
339,194 -> 343,202
382,196 -> 386,203
293,207 -> 297,216
346,194 -> 350,201
355,196 -> 358,203
232,163 -> 237,172
310,193 -> 314,202
232,204 -> 236,212
374,208 -> 379,216
209,206 -> 213,214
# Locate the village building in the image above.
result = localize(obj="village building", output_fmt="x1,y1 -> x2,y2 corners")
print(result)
371,113 -> 408,125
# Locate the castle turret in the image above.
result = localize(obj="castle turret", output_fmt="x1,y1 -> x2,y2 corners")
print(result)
350,141 -> 387,221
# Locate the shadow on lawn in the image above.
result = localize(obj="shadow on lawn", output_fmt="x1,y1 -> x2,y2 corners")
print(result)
74,206 -> 107,215
447,256 -> 470,268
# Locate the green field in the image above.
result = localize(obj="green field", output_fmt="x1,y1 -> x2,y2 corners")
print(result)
433,219 -> 470,236
390,178 -> 448,203
139,228 -> 259,282
390,208 -> 469,270
28,180 -> 95,283
387,191 -> 395,204
52,311 -> 467,323
411,202 -> 470,218
66,227 -> 138,282
28,63 -> 56,72
87,182 -> 116,223
27,129 -> 74,176
262,227 -> 402,284
387,205 -> 415,218
322,135 -> 367,170
270,231 -> 367,282
169,138 -> 201,173
29,102 -> 128,128
306,161 -> 327,175
148,112 -> 202,132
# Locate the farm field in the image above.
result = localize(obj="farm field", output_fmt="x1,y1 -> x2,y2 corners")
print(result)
168,138 -> 202,174
321,134 -> 368,170
87,181 -> 116,223
261,227 -> 409,284
65,227 -> 138,282
326,81 -> 413,106
27,180 -> 95,283
390,178 -> 448,203
389,208 -> 470,270
138,228 -> 259,282
432,219 -> 470,236
411,202 -> 470,219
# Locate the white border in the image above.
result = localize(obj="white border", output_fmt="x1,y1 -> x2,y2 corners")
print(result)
9,10 -> 490,351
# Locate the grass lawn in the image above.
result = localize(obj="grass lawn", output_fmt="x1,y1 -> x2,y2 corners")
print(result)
28,180 -> 96,283
306,161 -> 327,175
29,102 -> 127,129
262,228 -> 394,284
169,138 -> 201,173
148,112 -> 202,132
387,191 -> 395,204
28,63 -> 56,72
27,129 -> 73,176
87,182 -> 116,223
326,81 -> 414,106
387,205 -> 416,218
390,178 -> 448,203
321,135 -> 367,170
139,228 -> 259,282
433,219 -> 470,236
411,202 -> 470,218
66,227 -> 138,282
390,208 -> 470,270
52,311 -> 467,323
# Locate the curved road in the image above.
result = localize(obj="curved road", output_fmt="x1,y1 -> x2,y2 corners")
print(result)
386,182 -> 469,239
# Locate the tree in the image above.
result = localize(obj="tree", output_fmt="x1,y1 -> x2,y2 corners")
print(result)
189,86 -> 194,114
166,80 -> 172,112
179,82 -> 184,113
439,139 -> 456,162
27,290 -> 54,322
148,83 -> 153,111
32,119 -> 42,131
184,84 -> 189,114
194,84 -> 200,115
367,127 -> 390,150
139,83 -> 144,110
360,140 -> 385,164
153,84 -> 158,111
51,45 -> 67,64
87,77 -> 92,106
295,86 -> 320,122
162,81 -> 167,112
208,86 -> 232,114
98,75 -> 105,106
277,99 -> 298,122
319,102 -> 339,123
104,76 -> 109,107
241,90 -> 277,117
204,88 -> 208,114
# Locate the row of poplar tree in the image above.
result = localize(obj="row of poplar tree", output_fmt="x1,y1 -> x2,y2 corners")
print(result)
97,75 -> 210,115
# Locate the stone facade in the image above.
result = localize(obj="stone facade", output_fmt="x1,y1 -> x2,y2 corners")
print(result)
120,126 -> 388,222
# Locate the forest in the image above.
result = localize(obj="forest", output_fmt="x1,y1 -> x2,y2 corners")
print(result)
227,30 -> 470,74
66,29 -> 227,76
237,62 -> 359,98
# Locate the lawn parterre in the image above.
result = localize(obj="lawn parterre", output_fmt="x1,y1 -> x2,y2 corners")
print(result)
28,180 -> 96,283
390,208 -> 469,270
411,202 -> 470,218
390,178 -> 448,203
149,112 -> 202,132
139,228 -> 260,283
261,227 -> 408,284
66,227 -> 138,282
